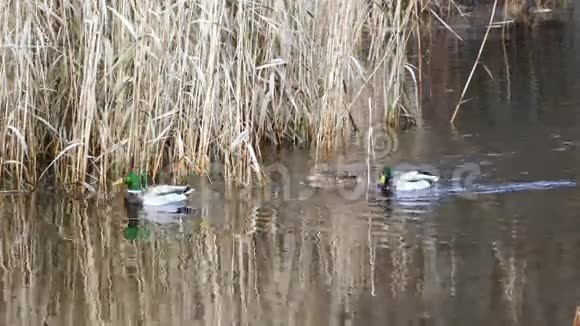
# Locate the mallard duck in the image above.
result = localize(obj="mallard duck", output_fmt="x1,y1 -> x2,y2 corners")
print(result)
378,166 -> 439,192
303,170 -> 360,189
113,171 -> 194,206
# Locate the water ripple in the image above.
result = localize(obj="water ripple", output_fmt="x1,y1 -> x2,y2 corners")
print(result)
376,179 -> 576,214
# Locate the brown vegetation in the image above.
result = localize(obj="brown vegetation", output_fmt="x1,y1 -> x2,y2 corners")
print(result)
0,0 -> 565,191
0,0 -> 423,190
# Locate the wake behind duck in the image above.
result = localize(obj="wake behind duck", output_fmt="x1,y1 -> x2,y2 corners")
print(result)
376,165 -> 576,202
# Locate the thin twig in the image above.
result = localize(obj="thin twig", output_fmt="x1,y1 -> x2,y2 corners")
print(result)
427,7 -> 463,42
366,98 -> 372,201
450,0 -> 499,125
349,113 -> 359,133
501,0 -> 512,103
573,306 -> 580,326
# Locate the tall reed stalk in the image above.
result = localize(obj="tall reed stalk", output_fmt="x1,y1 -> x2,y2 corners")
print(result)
1,0 -> 420,189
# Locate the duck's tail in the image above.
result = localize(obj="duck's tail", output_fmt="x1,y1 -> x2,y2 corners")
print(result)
416,171 -> 439,182
426,175 -> 439,182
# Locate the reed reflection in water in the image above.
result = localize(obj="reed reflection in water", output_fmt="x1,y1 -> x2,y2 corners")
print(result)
0,191 -> 424,326
1,182 -> 578,326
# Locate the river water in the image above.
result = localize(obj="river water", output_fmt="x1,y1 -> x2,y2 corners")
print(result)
2,5 -> 580,326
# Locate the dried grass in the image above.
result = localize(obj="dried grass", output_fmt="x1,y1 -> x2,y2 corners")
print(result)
1,0 -> 422,190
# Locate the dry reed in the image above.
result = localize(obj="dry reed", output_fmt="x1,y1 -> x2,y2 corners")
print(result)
450,0 -> 499,124
0,0 -> 422,190
2,0 -> 564,191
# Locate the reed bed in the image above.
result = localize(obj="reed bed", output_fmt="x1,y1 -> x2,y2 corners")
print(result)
0,0 -> 422,190
1,0 -> 565,190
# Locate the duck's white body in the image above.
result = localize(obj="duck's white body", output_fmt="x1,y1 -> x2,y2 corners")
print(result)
391,170 -> 439,191
127,185 -> 194,206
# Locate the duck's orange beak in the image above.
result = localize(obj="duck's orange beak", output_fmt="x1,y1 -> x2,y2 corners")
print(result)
379,175 -> 386,186
112,178 -> 124,186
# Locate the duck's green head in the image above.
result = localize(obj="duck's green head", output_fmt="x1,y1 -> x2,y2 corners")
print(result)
113,171 -> 148,191
378,166 -> 392,186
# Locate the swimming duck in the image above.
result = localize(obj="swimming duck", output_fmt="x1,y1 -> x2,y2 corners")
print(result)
113,171 -> 194,206
378,166 -> 439,192
304,170 -> 360,189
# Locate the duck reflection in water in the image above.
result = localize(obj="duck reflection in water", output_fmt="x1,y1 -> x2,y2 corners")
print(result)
121,200 -> 208,241
122,202 -> 152,241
